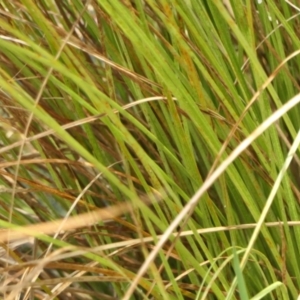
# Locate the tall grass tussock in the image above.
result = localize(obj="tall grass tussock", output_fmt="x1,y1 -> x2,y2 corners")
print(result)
0,0 -> 300,299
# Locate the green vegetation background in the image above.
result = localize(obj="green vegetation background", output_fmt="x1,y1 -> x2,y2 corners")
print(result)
0,0 -> 299,299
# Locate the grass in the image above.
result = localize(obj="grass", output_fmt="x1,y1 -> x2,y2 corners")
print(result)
0,0 -> 299,299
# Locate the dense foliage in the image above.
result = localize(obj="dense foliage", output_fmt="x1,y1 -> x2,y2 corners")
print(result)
0,0 -> 299,299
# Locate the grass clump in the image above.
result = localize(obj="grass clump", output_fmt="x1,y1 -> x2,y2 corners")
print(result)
0,0 -> 299,299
